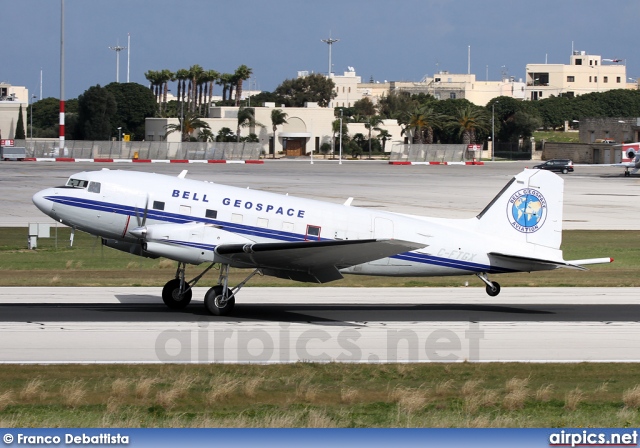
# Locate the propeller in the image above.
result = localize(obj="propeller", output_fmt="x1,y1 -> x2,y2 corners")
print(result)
129,194 -> 150,248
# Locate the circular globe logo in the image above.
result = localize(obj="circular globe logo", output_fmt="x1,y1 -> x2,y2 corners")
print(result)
507,189 -> 547,233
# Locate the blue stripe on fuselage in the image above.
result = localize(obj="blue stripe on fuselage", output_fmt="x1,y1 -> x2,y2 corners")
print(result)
47,195 -> 508,274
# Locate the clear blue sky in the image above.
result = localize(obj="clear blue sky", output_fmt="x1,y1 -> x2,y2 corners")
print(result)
3,0 -> 639,100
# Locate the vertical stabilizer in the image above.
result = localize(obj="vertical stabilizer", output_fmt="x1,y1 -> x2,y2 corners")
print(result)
475,169 -> 563,249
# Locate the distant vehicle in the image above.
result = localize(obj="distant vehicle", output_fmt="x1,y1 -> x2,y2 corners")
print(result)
44,147 -> 69,158
533,159 -> 574,174
595,139 -> 616,144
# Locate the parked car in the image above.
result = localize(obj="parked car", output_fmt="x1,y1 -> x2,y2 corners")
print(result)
533,159 -> 574,174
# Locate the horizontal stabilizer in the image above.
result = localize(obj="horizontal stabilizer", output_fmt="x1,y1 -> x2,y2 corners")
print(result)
216,238 -> 425,283
489,252 -> 587,272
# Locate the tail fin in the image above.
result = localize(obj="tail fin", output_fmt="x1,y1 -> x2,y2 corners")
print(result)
475,169 -> 563,249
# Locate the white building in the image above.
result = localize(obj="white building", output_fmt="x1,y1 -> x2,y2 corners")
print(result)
526,51 -> 629,100
0,83 -> 29,140
145,102 -> 405,157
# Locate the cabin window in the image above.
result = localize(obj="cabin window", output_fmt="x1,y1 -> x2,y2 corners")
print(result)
257,218 -> 268,228
180,205 -> 191,215
153,201 -> 165,211
306,225 -> 321,241
66,178 -> 88,188
205,209 -> 217,219
231,213 -> 243,224
88,181 -> 101,193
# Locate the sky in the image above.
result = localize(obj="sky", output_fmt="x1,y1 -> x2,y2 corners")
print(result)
3,0 -> 640,101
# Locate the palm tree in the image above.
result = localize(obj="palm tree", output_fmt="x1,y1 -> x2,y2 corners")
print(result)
216,73 -> 234,102
377,129 -> 392,153
157,69 -> 174,116
236,107 -> 264,142
187,64 -> 204,113
234,65 -> 253,106
164,113 -> 210,141
174,69 -> 190,118
364,115 -> 384,159
203,69 -> 220,112
144,70 -> 160,114
270,109 -> 288,158
399,105 -> 447,144
452,104 -> 490,144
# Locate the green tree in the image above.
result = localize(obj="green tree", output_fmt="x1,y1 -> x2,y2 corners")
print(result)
399,105 -> 447,144
28,97 -> 78,138
157,69 -> 174,116
274,73 -> 336,107
187,65 -> 204,113
270,109 -> 288,156
364,115 -> 384,158
452,104 -> 490,144
353,97 -> 377,116
216,127 -> 236,142
174,69 -> 190,118
377,129 -> 392,153
77,85 -> 117,140
104,82 -> 157,141
14,104 -> 25,139
217,73 -> 234,103
236,107 -> 264,142
144,70 -> 161,114
233,65 -> 253,106
164,113 -> 211,141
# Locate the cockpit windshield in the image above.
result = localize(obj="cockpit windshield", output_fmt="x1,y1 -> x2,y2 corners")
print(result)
66,178 -> 89,188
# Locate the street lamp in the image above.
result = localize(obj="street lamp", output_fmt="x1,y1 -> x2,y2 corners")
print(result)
29,94 -> 37,144
339,109 -> 343,165
491,101 -> 498,162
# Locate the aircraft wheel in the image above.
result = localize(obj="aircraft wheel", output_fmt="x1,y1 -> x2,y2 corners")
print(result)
161,279 -> 192,308
486,281 -> 501,297
625,171 -> 631,177
204,285 -> 236,316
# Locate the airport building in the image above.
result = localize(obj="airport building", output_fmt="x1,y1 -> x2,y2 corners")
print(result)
0,83 -> 29,140
525,51 -> 631,100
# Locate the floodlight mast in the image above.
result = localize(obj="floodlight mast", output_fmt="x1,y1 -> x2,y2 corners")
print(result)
321,33 -> 339,76
109,42 -> 127,83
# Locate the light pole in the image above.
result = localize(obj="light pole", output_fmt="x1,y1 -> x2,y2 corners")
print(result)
339,109 -> 343,165
491,102 -> 498,162
117,126 -> 122,155
30,94 -> 37,144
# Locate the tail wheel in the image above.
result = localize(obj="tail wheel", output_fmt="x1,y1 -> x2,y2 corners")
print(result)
204,285 -> 236,316
486,281 -> 501,297
162,278 -> 192,308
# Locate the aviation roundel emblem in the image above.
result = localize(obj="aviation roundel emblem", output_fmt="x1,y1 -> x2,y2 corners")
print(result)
507,189 -> 547,233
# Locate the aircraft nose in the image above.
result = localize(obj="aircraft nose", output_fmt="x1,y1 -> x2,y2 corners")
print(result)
32,188 -> 55,216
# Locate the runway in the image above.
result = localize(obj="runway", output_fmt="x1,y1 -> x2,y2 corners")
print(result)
3,160 -> 640,363
2,287 -> 640,363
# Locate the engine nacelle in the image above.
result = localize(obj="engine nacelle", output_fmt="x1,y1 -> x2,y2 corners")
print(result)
627,149 -> 636,159
102,238 -> 159,259
139,222 -> 254,264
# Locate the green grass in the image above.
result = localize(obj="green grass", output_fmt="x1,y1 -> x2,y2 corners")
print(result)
1,363 -> 640,427
0,227 -> 635,287
533,130 -> 580,143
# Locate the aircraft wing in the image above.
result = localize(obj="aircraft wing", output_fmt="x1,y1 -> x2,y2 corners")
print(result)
215,239 -> 426,283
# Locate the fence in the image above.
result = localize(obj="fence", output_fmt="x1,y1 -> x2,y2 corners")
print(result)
389,144 -> 468,162
14,140 -> 262,160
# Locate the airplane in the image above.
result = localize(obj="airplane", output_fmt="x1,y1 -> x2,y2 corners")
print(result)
32,168 -> 612,315
590,143 -> 640,176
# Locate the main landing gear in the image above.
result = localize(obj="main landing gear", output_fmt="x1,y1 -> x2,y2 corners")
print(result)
476,272 -> 501,297
161,261 -> 260,316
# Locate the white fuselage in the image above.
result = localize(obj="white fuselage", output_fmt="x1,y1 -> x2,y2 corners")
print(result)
32,170 -> 563,279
